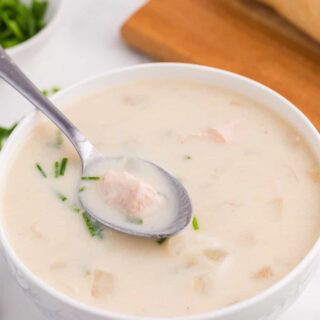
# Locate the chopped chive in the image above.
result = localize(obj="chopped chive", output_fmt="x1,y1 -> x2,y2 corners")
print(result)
53,131 -> 63,148
50,189 -> 103,238
54,157 -> 68,177
71,204 -> 81,213
0,123 -> 18,150
54,161 -> 59,178
79,186 -> 86,192
52,86 -> 61,93
42,86 -> 62,97
192,216 -> 199,231
82,212 -> 96,236
157,238 -> 167,245
0,0 -> 48,49
184,155 -> 192,160
32,0 -> 48,20
57,193 -> 67,202
81,176 -> 100,180
59,157 -> 68,176
0,39 -> 20,49
126,216 -> 143,225
35,163 -> 47,178
82,211 -> 103,238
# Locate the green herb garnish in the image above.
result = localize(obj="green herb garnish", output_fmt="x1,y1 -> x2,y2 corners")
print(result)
79,186 -> 86,192
54,161 -> 59,177
157,238 -> 167,245
184,155 -> 192,160
59,157 -> 68,176
42,89 -> 49,96
57,193 -> 67,202
52,86 -> 61,93
82,211 -> 103,238
0,123 -> 17,150
192,216 -> 199,231
127,216 -> 143,225
0,0 -> 48,49
53,131 -> 63,148
71,204 -> 81,213
54,157 -> 68,177
35,163 -> 47,178
81,176 -> 100,180
42,86 -> 61,97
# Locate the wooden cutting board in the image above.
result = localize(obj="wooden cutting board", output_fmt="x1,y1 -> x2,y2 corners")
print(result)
121,0 -> 320,129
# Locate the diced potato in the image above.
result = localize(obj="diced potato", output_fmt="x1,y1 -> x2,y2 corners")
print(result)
91,270 -> 114,299
184,255 -> 199,268
167,233 -> 229,270
193,273 -> 215,295
49,261 -> 67,270
203,249 -> 227,262
253,266 -> 273,280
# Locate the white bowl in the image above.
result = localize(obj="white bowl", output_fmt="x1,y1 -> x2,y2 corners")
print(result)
5,0 -> 64,57
0,63 -> 320,320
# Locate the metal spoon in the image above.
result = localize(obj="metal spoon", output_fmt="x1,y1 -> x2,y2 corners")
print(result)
0,48 -> 193,238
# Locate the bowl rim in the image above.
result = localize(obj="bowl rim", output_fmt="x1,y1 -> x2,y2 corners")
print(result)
4,0 -> 64,56
1,62 -> 320,320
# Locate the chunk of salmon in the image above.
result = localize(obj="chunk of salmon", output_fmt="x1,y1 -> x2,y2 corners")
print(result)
206,123 -> 235,143
180,121 -> 239,144
101,170 -> 158,215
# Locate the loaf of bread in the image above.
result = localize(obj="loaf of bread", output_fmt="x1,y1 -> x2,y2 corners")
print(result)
261,0 -> 320,42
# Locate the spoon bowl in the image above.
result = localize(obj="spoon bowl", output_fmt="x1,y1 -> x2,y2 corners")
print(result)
80,155 -> 192,238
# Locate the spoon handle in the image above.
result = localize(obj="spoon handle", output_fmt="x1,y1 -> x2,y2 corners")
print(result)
0,48 -> 97,165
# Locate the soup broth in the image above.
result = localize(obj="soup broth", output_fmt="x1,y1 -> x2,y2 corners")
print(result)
2,80 -> 320,317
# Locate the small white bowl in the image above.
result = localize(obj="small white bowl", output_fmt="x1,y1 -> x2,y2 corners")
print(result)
0,63 -> 320,320
5,0 -> 64,57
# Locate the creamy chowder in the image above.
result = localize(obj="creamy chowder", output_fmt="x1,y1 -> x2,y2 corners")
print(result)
2,80 -> 320,317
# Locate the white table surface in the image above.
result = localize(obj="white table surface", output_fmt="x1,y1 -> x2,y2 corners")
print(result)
0,1 -> 320,319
